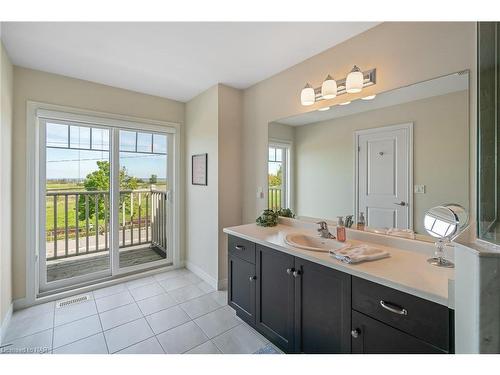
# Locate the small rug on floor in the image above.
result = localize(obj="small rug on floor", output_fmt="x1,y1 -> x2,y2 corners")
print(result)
254,344 -> 281,354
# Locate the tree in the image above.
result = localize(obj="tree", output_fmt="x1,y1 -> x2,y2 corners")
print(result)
149,174 -> 157,184
268,164 -> 282,187
78,161 -> 139,222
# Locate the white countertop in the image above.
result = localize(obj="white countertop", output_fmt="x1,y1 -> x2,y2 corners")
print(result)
223,223 -> 455,308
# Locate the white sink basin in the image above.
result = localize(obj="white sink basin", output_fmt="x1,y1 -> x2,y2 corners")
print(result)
284,233 -> 350,253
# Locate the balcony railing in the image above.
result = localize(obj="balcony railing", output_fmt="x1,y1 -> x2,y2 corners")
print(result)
45,189 -> 168,261
268,187 -> 282,211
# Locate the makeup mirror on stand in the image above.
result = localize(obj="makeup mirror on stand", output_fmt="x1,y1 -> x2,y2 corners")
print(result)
423,204 -> 469,268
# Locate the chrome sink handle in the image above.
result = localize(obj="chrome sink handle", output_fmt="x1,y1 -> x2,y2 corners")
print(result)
380,300 -> 408,316
316,221 -> 335,239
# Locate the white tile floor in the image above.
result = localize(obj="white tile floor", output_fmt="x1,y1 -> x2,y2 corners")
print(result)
0,268 -> 282,354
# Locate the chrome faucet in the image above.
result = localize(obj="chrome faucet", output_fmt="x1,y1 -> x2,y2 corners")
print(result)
317,221 -> 335,239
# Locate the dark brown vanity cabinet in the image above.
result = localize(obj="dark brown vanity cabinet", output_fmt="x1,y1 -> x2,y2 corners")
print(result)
228,236 -> 256,326
350,277 -> 453,354
227,235 -> 453,354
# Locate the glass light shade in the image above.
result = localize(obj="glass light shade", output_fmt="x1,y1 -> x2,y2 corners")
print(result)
318,106 -> 330,111
361,94 -> 376,100
346,65 -> 364,93
321,75 -> 337,99
339,101 -> 351,106
300,84 -> 315,106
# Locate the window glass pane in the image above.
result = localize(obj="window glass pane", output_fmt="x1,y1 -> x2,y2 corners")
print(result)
275,148 -> 283,162
47,123 -> 68,148
120,130 -> 136,152
268,147 -> 276,162
137,132 -> 153,153
153,134 -> 167,154
70,126 -> 90,149
91,128 -> 109,150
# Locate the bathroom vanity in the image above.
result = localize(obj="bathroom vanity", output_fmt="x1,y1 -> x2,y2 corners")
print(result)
224,222 -> 454,354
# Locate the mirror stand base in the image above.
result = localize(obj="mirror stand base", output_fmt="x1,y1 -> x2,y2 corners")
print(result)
427,257 -> 454,268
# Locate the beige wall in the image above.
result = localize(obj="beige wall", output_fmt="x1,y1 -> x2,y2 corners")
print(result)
291,90 -> 468,234
218,85 -> 243,284
185,85 -> 219,282
12,67 -> 185,301
1,41 -> 13,325
185,84 -> 243,286
243,23 -> 476,230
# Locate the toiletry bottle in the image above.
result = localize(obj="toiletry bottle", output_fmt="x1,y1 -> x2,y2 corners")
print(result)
357,212 -> 365,231
336,216 -> 346,242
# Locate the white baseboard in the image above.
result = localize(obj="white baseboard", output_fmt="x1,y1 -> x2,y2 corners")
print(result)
217,278 -> 228,291
0,303 -> 13,345
185,261 -> 218,290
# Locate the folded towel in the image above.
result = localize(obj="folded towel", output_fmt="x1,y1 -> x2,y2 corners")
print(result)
329,244 -> 390,264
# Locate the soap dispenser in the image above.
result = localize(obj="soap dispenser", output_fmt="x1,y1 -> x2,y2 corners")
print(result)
336,216 -> 346,242
357,212 -> 366,231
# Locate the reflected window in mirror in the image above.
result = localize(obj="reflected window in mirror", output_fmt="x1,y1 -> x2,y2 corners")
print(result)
268,143 -> 290,211
478,22 -> 500,245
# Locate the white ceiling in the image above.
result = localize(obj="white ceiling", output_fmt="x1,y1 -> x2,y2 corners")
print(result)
1,22 -> 379,102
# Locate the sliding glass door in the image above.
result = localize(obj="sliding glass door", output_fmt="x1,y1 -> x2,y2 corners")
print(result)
38,115 -> 175,293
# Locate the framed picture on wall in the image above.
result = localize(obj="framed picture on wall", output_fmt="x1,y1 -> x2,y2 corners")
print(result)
192,153 -> 208,185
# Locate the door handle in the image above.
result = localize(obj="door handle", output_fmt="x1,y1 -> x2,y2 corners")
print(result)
394,201 -> 407,206
286,268 -> 294,275
351,328 -> 361,338
234,245 -> 245,251
249,276 -> 257,282
292,270 -> 301,278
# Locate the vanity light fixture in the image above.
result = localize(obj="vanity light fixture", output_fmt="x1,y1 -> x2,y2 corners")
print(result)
361,94 -> 376,100
321,75 -> 337,99
299,68 -> 376,106
317,106 -> 330,111
300,83 -> 316,106
339,101 -> 351,106
346,65 -> 364,93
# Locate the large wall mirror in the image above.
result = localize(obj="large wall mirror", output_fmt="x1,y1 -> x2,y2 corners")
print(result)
268,71 -> 469,242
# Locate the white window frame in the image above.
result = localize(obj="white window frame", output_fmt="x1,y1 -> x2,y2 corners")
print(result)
268,139 -> 293,211
24,101 -> 181,304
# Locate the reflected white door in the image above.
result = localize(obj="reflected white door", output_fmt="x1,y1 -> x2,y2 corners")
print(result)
356,123 -> 412,229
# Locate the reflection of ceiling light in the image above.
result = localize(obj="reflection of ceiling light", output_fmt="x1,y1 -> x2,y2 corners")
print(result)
300,83 -> 315,106
346,65 -> 364,93
318,107 -> 330,111
321,75 -> 337,99
361,95 -> 376,100
339,101 -> 351,106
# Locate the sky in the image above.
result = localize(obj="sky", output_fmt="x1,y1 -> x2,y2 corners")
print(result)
45,123 -> 167,180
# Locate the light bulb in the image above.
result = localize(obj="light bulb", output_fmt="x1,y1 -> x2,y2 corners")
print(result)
321,75 -> 337,100
300,83 -> 315,106
346,65 -> 364,93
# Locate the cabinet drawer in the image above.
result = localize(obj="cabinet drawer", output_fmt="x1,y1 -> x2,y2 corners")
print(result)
228,235 -> 256,264
352,277 -> 450,351
351,311 -> 446,354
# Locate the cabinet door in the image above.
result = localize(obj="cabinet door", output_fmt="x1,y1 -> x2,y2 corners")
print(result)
294,258 -> 351,353
256,245 -> 295,352
351,311 -> 446,354
228,255 -> 256,326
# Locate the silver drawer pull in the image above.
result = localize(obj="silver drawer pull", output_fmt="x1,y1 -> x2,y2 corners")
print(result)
380,300 -> 408,315
235,245 -> 245,251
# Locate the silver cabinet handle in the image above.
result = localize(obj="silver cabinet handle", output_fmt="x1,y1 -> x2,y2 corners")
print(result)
351,328 -> 361,338
249,276 -> 256,282
394,201 -> 407,206
235,245 -> 245,251
292,270 -> 301,278
380,300 -> 408,315
286,268 -> 294,275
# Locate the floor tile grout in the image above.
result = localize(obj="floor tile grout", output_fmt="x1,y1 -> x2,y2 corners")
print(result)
5,269 -> 242,354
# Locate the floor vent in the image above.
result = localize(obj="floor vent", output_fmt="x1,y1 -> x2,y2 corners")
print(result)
56,294 -> 91,308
